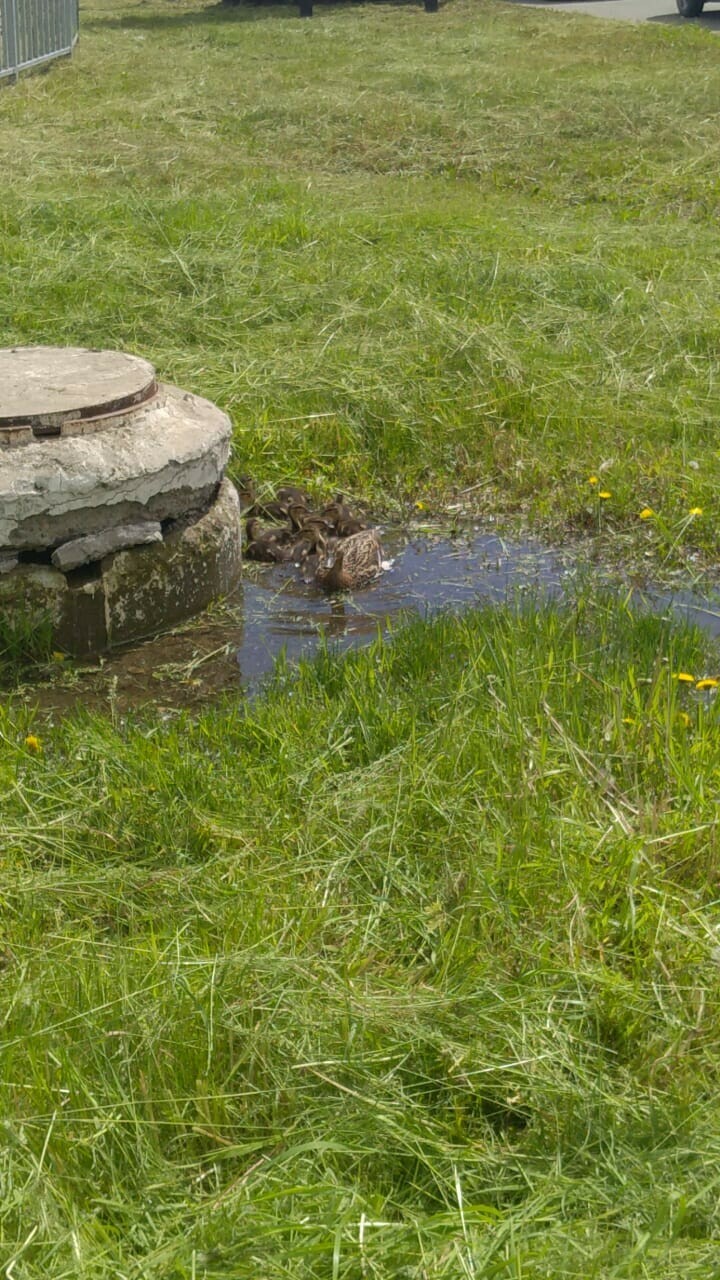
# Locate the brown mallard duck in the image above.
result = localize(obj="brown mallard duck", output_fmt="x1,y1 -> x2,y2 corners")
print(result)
315,529 -> 383,592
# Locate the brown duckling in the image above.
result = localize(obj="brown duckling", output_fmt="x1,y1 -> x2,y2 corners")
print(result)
249,499 -> 291,522
247,538 -> 295,563
300,538 -> 339,581
292,522 -> 336,562
236,475 -> 257,509
277,485 -> 312,507
321,495 -> 354,529
315,529 -> 383,592
291,532 -> 320,563
245,518 -> 295,562
298,513 -> 334,536
287,500 -> 313,532
336,516 -> 367,538
245,517 -> 289,544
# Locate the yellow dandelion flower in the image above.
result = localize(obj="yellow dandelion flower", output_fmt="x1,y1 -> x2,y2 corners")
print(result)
622,716 -> 636,725
696,678 -> 719,691
588,475 -> 599,485
414,501 -> 426,511
673,672 -> 695,683
598,490 -> 612,500
678,711 -> 692,728
51,650 -> 66,663
689,507 -> 703,516
639,508 -> 655,520
24,734 -> 41,754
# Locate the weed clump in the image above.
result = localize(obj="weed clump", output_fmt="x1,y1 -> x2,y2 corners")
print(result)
0,608 -> 54,686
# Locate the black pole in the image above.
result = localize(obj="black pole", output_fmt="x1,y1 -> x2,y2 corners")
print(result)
299,0 -> 313,13
424,0 -> 438,9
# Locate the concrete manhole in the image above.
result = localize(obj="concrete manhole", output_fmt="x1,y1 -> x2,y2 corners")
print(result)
0,346 -> 242,655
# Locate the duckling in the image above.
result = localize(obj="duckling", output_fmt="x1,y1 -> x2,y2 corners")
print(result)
287,500 -> 313,532
321,495 -> 354,529
300,539 -> 339,581
336,516 -> 367,538
235,475 -> 257,508
245,517 -> 287,544
291,531 -> 320,563
277,485 -> 312,507
245,518 -> 295,562
249,499 -> 291,522
247,538 -> 295,563
315,529 -> 383,592
292,521 -> 336,562
298,513 -> 334,537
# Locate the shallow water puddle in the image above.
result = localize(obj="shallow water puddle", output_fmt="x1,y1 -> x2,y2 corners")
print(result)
237,529 -> 566,675
17,527 -> 720,718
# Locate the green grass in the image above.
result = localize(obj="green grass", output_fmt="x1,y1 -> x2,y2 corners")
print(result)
4,0 -> 720,1273
1,0 -> 720,557
0,609 -> 54,684
2,598 -> 720,1276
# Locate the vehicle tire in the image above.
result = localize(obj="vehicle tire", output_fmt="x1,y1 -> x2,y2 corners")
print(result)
676,0 -> 704,16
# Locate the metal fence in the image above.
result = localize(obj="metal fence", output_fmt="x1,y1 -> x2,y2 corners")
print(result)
0,0 -> 79,82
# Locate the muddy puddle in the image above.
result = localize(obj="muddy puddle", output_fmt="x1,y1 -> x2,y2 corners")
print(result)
12,526 -> 720,719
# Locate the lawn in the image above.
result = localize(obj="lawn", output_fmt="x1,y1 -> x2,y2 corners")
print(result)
1,0 -> 720,554
3,599 -> 720,1277
2,0 -> 720,1275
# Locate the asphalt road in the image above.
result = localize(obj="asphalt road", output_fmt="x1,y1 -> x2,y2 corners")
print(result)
517,0 -> 720,28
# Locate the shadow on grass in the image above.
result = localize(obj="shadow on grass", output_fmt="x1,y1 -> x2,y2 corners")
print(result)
82,0 -> 438,30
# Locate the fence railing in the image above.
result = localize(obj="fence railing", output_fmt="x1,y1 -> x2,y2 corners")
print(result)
0,0 -> 78,82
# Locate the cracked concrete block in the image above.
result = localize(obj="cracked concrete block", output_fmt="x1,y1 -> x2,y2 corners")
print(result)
0,554 -> 19,575
0,345 -> 229,550
102,479 -> 241,647
1,378 -> 232,550
0,480 -> 242,656
51,522 -> 163,572
0,348 -> 242,652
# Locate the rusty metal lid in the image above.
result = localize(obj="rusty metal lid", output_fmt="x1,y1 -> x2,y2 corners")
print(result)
0,346 -> 158,443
